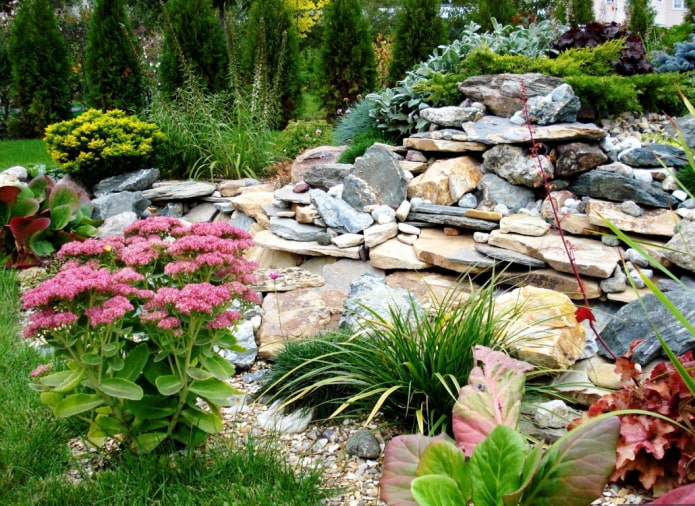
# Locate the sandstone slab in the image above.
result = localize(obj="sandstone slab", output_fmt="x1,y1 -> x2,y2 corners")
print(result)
142,181 -> 216,201
253,229 -> 361,259
407,156 -> 482,205
369,238 -> 432,270
413,228 -> 492,274
251,267 -> 326,292
229,191 -> 275,228
586,199 -> 680,237
498,269 -> 602,300
500,214 -> 550,236
460,116 -> 606,144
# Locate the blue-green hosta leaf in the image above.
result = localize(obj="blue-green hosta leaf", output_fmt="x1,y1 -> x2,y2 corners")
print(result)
469,425 -> 526,506
99,378 -> 143,400
411,475 -> 468,506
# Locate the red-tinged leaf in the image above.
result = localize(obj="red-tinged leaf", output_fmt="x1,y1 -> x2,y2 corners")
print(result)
626,339 -> 644,358
452,345 -> 534,457
614,357 -> 641,383
574,306 -> 595,323
646,483 -> 695,504
0,185 -> 21,204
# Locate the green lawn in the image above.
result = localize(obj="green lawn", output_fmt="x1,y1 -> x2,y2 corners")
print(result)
0,268 -> 332,505
0,139 -> 55,170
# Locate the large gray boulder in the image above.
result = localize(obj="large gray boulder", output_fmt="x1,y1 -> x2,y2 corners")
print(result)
92,191 -> 150,220
568,170 -> 678,208
342,144 -> 408,211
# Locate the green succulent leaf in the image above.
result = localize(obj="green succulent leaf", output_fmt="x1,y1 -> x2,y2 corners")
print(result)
155,375 -> 184,396
80,352 -> 102,366
39,368 -> 84,393
133,431 -> 168,453
99,377 -> 143,400
115,343 -> 149,382
189,377 -> 239,406
49,204 -> 74,230
126,395 -> 178,420
186,367 -> 213,381
201,352 -> 235,380
181,407 -> 223,434
54,393 -> 104,417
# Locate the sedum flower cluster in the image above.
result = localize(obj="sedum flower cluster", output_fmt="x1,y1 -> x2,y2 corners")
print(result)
23,217 -> 259,453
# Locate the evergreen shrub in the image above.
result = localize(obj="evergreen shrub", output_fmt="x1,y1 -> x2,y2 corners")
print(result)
44,109 -> 166,189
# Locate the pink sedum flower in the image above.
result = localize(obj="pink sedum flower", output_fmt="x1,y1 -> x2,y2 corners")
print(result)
30,363 -> 53,378
206,310 -> 243,329
124,216 -> 188,238
24,309 -> 79,338
84,296 -> 134,326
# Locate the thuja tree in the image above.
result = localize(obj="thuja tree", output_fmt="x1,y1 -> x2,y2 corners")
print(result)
387,0 -> 446,85
554,0 -> 595,25
470,0 -> 516,32
0,31 -> 10,136
159,0 -> 229,96
627,0 -> 656,39
240,0 -> 301,128
7,0 -> 72,138
85,0 -> 146,113
319,0 -> 377,119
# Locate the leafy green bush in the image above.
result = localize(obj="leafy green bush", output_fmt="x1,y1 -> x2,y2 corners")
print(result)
338,128 -> 392,164
259,279 -> 510,434
275,120 -> 333,160
44,109 -> 165,189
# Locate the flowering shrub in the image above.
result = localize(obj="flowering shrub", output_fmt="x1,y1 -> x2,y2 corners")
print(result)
44,108 -> 166,188
23,217 -> 259,453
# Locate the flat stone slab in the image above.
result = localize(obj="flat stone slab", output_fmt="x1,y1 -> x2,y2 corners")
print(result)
251,267 -> 326,292
369,238 -> 432,270
142,181 -> 216,200
488,229 -> 621,278
475,244 -> 547,268
403,137 -> 488,153
407,212 -> 499,231
498,268 -> 602,300
413,228 -> 492,274
586,199 -> 680,237
253,229 -> 362,259
459,116 -> 606,144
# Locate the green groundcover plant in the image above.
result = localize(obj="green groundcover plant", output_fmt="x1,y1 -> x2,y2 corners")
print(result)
22,216 -> 259,453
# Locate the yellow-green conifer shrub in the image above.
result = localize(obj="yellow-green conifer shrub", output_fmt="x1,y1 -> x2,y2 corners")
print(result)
44,109 -> 166,189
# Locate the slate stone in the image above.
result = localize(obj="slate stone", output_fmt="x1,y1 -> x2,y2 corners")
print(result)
142,181 -> 216,201
619,143 -> 688,168
510,83 -> 581,125
664,220 -> 695,271
598,290 -> 695,365
93,168 -> 160,196
420,106 -> 483,127
92,191 -> 150,220
568,170 -> 678,208
475,244 -> 546,268
309,189 -> 374,234
475,173 -> 537,213
345,429 -> 381,459
460,116 -> 606,145
483,144 -> 553,187
665,114 -> 695,150
274,184 -> 312,205
554,142 -> 608,177
303,163 -> 353,191
342,144 -> 407,210
269,216 -> 325,242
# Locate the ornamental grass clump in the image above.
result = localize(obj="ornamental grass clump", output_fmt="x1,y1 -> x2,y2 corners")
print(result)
22,217 -> 259,453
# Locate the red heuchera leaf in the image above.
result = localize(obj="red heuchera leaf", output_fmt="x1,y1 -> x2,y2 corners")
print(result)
646,483 -> 695,504
580,351 -> 695,494
615,357 -> 641,383
574,305 -> 595,323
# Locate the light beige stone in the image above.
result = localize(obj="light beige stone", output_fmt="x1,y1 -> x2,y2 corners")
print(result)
553,213 -> 603,236
332,233 -> 364,248
488,229 -> 621,278
400,160 -> 427,173
219,181 -> 275,197
498,269 -> 602,300
587,199 -> 680,237
369,238 -> 432,270
295,204 -> 320,224
251,267 -> 325,292
228,192 -> 275,228
465,209 -> 503,221
253,229 -> 361,259
403,137 -> 488,153
407,156 -> 482,205
500,214 -> 550,236
364,222 -> 398,248
397,233 -> 418,245
585,355 -> 629,390
413,228 -> 491,274
385,271 -> 471,309
495,286 -> 586,369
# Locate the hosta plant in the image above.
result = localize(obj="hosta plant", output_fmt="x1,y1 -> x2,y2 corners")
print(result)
23,217 -> 259,453
0,175 -> 100,267
379,346 -> 621,506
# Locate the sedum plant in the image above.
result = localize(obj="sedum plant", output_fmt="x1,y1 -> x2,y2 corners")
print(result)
22,217 -> 259,453
379,346 -> 621,506
44,109 -> 166,189
0,175 -> 100,267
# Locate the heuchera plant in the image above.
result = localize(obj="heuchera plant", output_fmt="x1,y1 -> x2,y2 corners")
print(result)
0,175 -> 100,267
379,345 -> 620,506
578,351 -> 695,496
23,217 -> 259,453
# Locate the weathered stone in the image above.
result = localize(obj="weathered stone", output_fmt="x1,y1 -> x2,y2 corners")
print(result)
342,144 -> 408,210
618,143 -> 688,168
183,202 -> 218,223
274,184 -> 312,205
586,199 -> 680,237
218,180 -> 274,197
257,400 -> 313,433
97,211 -> 138,238
475,244 -> 546,268
413,228 -> 492,274
252,267 -> 325,292
93,168 -> 160,196
295,204 -> 320,224
339,272 -> 423,331
600,266 -> 627,294
407,155 -> 482,205
291,145 -> 347,183
568,170 -> 678,208
157,202 -> 184,218
369,238 -> 432,270
308,189 -> 374,233
406,211 -> 498,231
483,144 -> 553,187
406,149 -> 428,162
458,193 -> 478,208
421,105 -> 484,127
303,163 -> 352,191
253,229 -> 362,259
400,160 -> 427,173
599,291 -> 695,365
317,259 -> 384,293
499,214 -> 550,236
332,233 -> 364,248
664,220 -> 695,271
398,223 -> 421,235
495,286 -> 586,369
257,288 -> 346,360
665,114 -> 695,150
218,318 -> 258,370
364,222 -> 398,248
532,399 -> 574,429
397,233 -> 417,245
395,199 -> 411,221
458,73 -> 566,117
498,269 -> 602,300
488,229 -> 621,278
92,191 -> 150,220
551,213 -> 602,235
509,83 -> 581,125
476,173 -> 537,213
385,271 -> 469,308
554,142 -> 608,177
269,216 -> 325,242
464,209 -> 502,221
461,116 -> 606,144
403,137 -> 489,153
371,205 -> 396,224
142,181 -> 215,201
228,191 -> 274,228
345,429 -> 381,459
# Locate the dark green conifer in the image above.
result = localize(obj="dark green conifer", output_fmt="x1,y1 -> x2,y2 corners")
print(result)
7,0 -> 72,138
470,0 -> 517,32
627,0 -> 656,38
85,0 -> 146,113
387,0 -> 446,85
555,0 -> 595,25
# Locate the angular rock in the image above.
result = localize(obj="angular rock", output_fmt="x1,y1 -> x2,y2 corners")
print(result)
218,318 -> 258,370
97,211 -> 138,238
291,145 -> 347,183
458,73 -> 566,117
303,163 -> 353,191
407,155 -> 482,205
257,288 -> 346,360
568,170 -> 678,208
345,429 -> 381,459
310,189 -> 373,233
295,204 -> 320,224
92,191 -> 150,220
274,184 -> 312,205
483,144 -> 553,187
420,105 -> 484,127
142,181 -> 216,201
413,228 -> 492,274
554,142 -> 608,177
183,202 -> 218,223
218,180 -> 274,197
228,191 -> 275,228
318,259 -> 384,293
598,291 -> 695,365
461,115 -> 606,144
498,269 -> 602,300
664,220 -> 695,271
495,286 -> 586,369
251,267 -> 325,292
370,238 -> 432,270
499,214 -> 550,237
332,233 -> 364,248
586,199 -> 680,237
364,222 -> 398,248
488,229 -> 621,278
474,244 -> 546,268
510,83 -> 581,125
476,173 -> 537,213
270,216 -> 325,242
93,168 -> 160,196
342,144 -> 408,210
619,143 -> 688,168
253,229 -> 362,259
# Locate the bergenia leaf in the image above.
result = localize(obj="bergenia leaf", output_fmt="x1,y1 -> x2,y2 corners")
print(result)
469,425 -> 526,506
48,184 -> 80,213
0,185 -> 21,205
452,345 -> 534,456
380,434 -> 438,506
521,416 -> 620,506
49,204 -> 74,230
416,439 -> 470,499
411,475 -> 468,506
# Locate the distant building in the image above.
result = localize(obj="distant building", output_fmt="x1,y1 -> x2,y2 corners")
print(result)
594,0 -> 687,27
